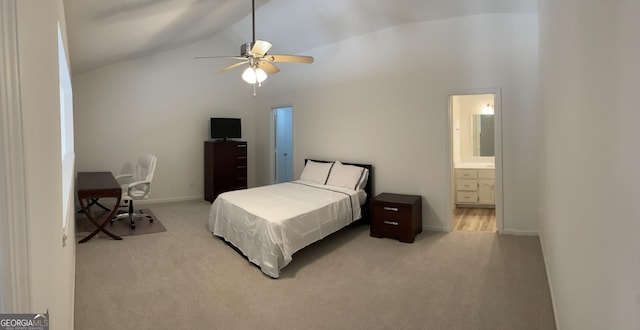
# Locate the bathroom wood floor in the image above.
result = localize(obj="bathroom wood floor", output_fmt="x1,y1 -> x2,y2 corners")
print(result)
453,207 -> 496,232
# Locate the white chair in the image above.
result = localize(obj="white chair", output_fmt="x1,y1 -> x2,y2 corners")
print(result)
112,153 -> 157,229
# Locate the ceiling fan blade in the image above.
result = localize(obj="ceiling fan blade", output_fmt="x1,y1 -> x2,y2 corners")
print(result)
258,61 -> 280,74
217,60 -> 249,73
251,40 -> 272,57
267,54 -> 314,64
195,55 -> 246,60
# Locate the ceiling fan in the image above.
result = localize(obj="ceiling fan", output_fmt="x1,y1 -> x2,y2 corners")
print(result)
195,0 -> 314,95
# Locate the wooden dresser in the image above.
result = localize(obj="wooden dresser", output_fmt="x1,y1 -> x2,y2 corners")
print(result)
370,193 -> 422,243
204,141 -> 247,202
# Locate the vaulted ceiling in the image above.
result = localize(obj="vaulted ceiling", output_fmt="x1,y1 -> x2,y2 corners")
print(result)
63,0 -> 537,74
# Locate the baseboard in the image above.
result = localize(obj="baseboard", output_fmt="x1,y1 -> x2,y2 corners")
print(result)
423,225 -> 447,232
78,195 -> 205,211
136,195 -> 203,205
538,231 -> 560,329
423,225 -> 540,236
500,228 -> 539,236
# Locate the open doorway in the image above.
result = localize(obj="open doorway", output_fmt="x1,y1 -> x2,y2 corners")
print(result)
448,91 -> 503,232
272,106 -> 293,183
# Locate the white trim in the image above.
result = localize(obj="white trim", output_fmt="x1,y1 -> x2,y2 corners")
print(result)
96,195 -> 205,208
423,225 -> 447,232
501,229 -> 539,236
270,108 -> 277,184
270,105 -> 295,184
446,88 -> 504,234
0,0 -> 31,312
137,195 -> 203,205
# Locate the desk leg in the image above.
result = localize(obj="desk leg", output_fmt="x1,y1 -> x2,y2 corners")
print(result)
77,198 -> 111,213
78,196 -> 123,243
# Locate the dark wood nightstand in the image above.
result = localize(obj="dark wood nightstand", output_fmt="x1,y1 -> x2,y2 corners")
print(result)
370,193 -> 422,243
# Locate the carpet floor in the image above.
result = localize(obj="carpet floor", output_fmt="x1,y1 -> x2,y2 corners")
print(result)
74,200 -> 556,330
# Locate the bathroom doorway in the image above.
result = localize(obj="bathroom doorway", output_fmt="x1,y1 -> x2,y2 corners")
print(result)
448,91 -> 503,232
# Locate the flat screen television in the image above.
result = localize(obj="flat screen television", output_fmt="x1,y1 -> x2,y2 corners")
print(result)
210,117 -> 241,141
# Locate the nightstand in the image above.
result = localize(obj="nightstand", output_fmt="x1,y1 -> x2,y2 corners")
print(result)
370,193 -> 422,243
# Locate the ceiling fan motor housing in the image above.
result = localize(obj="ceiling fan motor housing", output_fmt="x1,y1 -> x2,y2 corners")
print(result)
241,42 -> 254,57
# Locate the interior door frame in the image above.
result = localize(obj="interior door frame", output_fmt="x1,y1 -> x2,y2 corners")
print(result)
0,0 -> 31,311
446,88 -> 503,233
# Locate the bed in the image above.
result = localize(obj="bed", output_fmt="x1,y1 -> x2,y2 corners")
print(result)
207,159 -> 373,278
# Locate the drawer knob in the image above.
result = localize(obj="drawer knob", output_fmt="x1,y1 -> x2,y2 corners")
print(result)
383,221 -> 399,226
383,207 -> 398,212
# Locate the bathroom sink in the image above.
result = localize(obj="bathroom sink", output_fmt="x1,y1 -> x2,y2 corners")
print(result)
454,163 -> 494,169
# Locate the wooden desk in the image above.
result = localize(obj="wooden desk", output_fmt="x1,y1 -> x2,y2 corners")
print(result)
77,172 -> 122,243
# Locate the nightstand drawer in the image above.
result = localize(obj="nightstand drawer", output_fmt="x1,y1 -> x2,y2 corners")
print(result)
372,203 -> 412,220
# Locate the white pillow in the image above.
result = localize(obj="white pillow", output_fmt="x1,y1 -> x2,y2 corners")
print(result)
300,160 -> 334,184
326,161 -> 368,191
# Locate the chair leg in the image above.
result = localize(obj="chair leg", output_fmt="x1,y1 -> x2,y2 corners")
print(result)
111,199 -> 153,229
128,200 -> 135,229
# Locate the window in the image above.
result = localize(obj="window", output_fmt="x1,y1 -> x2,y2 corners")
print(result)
58,23 -> 74,246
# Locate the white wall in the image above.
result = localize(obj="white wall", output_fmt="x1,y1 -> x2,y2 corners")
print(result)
255,14 -> 540,233
539,0 -> 640,328
73,12 -> 540,235
73,36 -> 259,202
7,0 -> 76,328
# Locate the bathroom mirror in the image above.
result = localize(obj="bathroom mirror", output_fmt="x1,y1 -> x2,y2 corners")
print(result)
472,114 -> 495,156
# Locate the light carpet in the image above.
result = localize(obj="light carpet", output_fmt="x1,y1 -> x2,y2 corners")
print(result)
74,200 -> 556,329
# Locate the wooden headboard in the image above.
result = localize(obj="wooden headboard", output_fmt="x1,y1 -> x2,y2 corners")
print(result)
304,159 -> 374,222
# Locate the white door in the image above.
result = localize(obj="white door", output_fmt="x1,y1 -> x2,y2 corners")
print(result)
273,107 -> 293,183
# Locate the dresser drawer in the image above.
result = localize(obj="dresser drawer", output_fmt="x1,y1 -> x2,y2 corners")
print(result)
456,191 -> 478,204
233,163 -> 247,173
234,155 -> 247,165
456,179 -> 477,191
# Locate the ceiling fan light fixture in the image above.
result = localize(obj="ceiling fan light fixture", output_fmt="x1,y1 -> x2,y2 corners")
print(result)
195,0 -> 313,95
242,67 -> 267,84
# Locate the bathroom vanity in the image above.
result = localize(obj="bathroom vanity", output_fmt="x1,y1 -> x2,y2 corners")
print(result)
455,166 -> 495,207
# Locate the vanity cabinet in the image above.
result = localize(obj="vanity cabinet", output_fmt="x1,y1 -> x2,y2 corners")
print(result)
455,168 -> 495,207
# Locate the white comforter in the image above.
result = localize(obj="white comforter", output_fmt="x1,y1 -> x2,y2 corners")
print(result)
208,180 -> 364,278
